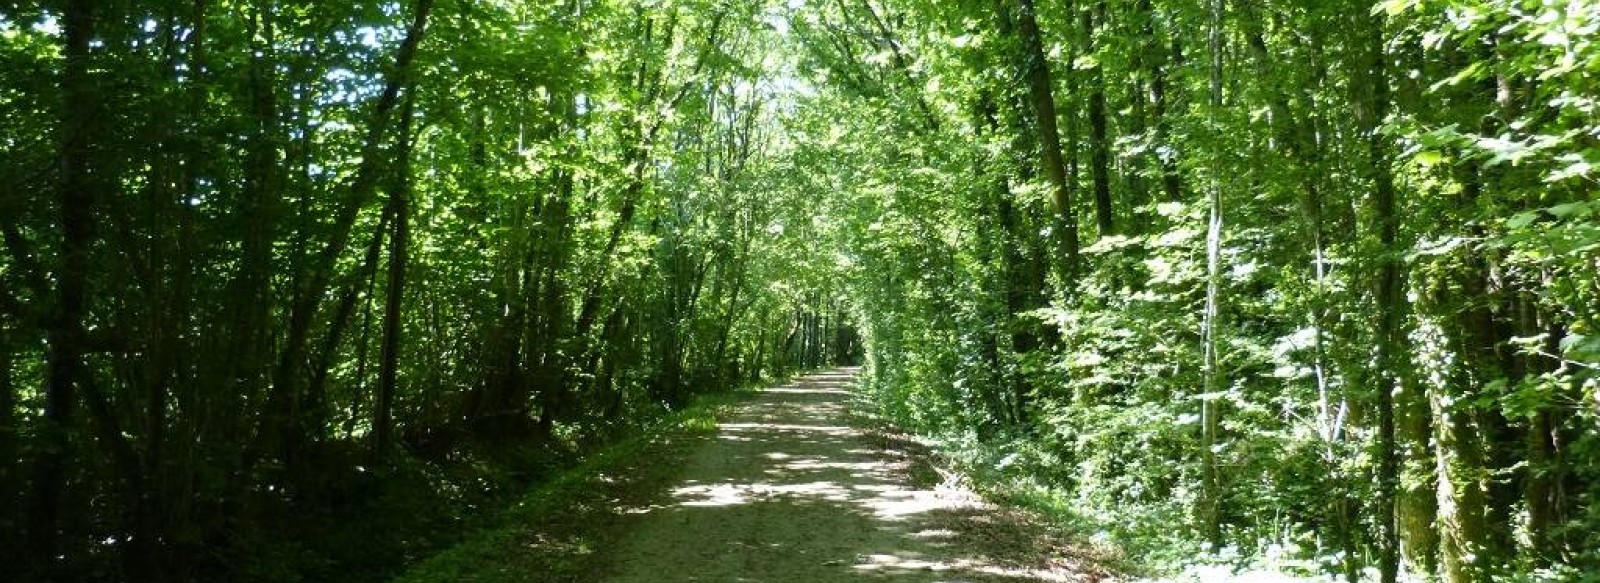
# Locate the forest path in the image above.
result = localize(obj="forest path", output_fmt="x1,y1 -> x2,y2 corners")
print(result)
597,368 -> 1106,583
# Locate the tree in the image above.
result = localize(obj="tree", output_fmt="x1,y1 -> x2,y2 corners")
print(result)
28,0 -> 97,572
1359,7 -> 1401,582
1196,0 -> 1226,550
1006,0 -> 1080,275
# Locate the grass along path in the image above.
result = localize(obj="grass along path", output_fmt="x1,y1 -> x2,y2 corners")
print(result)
397,368 -> 1114,582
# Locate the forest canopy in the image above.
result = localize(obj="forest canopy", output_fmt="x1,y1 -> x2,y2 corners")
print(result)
1,0 -> 1597,581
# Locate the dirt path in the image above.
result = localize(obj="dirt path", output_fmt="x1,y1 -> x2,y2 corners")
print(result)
598,368 -> 1108,582
395,368 -> 1110,582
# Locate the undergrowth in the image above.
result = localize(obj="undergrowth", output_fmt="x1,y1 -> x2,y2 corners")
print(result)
235,378 -> 765,583
847,390 -> 1366,583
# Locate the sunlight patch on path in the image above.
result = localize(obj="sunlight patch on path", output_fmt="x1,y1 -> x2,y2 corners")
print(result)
852,553 -> 1086,583
672,481 -> 855,506
718,422 -> 857,434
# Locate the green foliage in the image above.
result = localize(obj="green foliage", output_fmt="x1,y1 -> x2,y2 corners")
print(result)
0,0 -> 854,580
777,0 -> 1600,580
2,0 -> 1597,580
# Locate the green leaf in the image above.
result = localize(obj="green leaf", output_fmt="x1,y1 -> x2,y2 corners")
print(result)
1378,0 -> 1419,16
1431,62 -> 1485,93
1547,201 -> 1594,219
1559,333 -> 1600,361
1506,212 -> 1541,230
1546,158 -> 1593,183
1414,150 -> 1446,166
1478,134 -> 1532,167
1409,236 -> 1468,259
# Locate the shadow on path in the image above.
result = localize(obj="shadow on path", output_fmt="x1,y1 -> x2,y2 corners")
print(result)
600,368 -> 1108,583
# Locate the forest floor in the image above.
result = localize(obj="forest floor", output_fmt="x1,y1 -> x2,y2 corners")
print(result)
397,368 -> 1117,582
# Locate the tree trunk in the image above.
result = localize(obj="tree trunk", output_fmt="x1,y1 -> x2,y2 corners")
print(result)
1125,0 -> 1156,234
1152,38 -> 1183,202
1432,164 -> 1500,583
28,0 -> 99,572
751,333 -> 766,382
1398,367 -> 1438,575
269,0 -> 433,461
1197,0 -> 1225,551
1009,0 -> 1080,275
1085,0 -> 1114,237
310,209 -> 394,430
375,99 -> 416,457
1390,40 -> 1439,575
1431,361 -> 1493,583
0,323 -> 14,506
229,0 -> 280,415
1363,9 -> 1401,582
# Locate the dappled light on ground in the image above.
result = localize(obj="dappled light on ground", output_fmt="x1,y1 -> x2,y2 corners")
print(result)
600,368 -> 1106,582
851,553 -> 1086,583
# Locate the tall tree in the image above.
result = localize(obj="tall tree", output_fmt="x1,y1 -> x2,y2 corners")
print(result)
374,98 -> 417,456
1008,0 -> 1080,274
1361,7 -> 1402,583
28,0 -> 98,572
1084,0 -> 1114,237
1196,0 -> 1226,550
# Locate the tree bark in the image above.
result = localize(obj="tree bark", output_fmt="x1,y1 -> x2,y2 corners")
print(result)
1152,38 -> 1183,202
1198,0 -> 1225,551
375,99 -> 416,457
0,322 -> 14,508
227,0 -> 280,429
1084,0 -> 1114,237
1363,9 -> 1401,583
1431,163 -> 1500,583
1009,0 -> 1080,275
29,0 -> 97,570
1125,0 -> 1156,234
